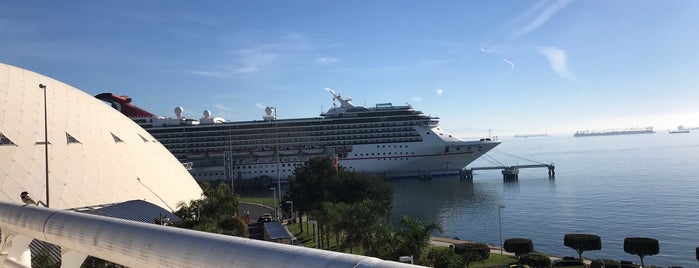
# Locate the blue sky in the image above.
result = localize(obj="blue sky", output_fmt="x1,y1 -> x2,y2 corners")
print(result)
2,1 -> 699,137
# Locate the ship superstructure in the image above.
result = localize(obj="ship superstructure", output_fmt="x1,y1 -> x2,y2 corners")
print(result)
96,90 -> 500,185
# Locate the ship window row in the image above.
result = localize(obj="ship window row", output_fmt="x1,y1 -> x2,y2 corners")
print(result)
377,158 -> 410,161
149,119 -> 424,137
355,152 -> 415,157
168,137 -> 423,154
235,169 -> 293,175
152,126 -> 419,141
378,145 -> 409,148
234,163 -> 301,169
161,132 -> 420,148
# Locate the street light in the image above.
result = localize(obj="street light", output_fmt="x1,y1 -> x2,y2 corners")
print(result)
307,220 -> 318,249
270,187 -> 277,221
39,84 -> 49,208
286,200 -> 294,221
498,204 -> 505,267
272,107 -> 282,222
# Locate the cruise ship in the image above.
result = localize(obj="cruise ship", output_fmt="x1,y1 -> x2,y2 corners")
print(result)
96,90 -> 500,185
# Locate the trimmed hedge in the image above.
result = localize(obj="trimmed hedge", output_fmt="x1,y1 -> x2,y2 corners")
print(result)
519,253 -> 551,267
504,238 -> 534,257
623,237 -> 659,257
564,233 -> 601,260
453,242 -> 490,260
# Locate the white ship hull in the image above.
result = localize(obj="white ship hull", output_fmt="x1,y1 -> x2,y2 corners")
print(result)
96,91 -> 500,184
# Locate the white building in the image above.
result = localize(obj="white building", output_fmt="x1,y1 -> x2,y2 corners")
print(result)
0,62 -> 202,211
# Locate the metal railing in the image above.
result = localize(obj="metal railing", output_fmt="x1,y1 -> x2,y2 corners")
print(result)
0,201 -> 418,268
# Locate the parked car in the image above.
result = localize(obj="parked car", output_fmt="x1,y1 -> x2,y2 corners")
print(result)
257,213 -> 273,222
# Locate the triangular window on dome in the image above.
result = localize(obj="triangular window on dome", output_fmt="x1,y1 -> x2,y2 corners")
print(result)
111,132 -> 124,143
138,133 -> 149,142
0,132 -> 17,146
66,132 -> 81,144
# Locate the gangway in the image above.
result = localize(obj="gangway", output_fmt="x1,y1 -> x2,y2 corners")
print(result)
460,149 -> 555,181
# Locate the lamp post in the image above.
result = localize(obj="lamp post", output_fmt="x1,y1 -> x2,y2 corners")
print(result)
270,187 -> 277,221
286,200 -> 294,221
498,204 -> 505,267
272,107 -> 282,222
39,84 -> 49,208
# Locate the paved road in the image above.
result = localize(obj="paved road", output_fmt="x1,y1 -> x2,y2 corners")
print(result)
238,202 -> 274,223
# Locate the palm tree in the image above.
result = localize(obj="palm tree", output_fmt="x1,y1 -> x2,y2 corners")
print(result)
393,216 -> 443,263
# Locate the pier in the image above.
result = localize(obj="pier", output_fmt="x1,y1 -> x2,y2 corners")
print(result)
460,164 -> 555,181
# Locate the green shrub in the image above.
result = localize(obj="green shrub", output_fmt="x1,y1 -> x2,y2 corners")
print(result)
591,259 -> 620,268
519,253 -> 551,267
504,238 -> 534,257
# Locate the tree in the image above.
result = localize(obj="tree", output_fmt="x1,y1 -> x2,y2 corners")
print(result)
173,182 -> 247,237
424,247 -> 463,268
564,233 -> 602,260
391,216 -> 442,262
623,237 -> 659,267
504,238 -> 534,257
519,253 -> 551,268
287,156 -> 393,233
287,157 -> 337,231
453,242 -> 490,268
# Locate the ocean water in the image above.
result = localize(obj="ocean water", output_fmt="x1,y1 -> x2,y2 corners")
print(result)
390,132 -> 699,267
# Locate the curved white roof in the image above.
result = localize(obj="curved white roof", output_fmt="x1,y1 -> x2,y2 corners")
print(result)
0,63 -> 202,210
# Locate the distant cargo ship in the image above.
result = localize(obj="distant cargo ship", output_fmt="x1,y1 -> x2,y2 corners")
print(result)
514,134 -> 549,138
668,129 -> 690,134
574,127 -> 655,137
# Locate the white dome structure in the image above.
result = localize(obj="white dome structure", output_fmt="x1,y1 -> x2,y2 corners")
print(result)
0,63 -> 202,211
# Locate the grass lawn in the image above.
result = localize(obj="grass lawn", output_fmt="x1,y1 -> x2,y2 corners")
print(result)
241,197 -> 518,266
238,196 -> 276,208
286,220 -> 516,267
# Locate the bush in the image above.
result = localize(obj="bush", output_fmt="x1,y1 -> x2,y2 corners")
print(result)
591,259 -> 620,268
519,253 -> 551,267
453,242 -> 490,260
504,238 -> 534,257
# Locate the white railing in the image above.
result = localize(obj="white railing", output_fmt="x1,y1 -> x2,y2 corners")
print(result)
0,201 -> 418,268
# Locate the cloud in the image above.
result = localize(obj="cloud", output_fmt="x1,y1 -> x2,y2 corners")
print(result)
255,103 -> 266,109
436,89 -> 444,96
232,48 -> 279,74
187,32 -> 308,78
512,0 -> 573,39
411,97 -> 422,102
213,104 -> 233,111
539,46 -> 571,78
189,70 -> 228,78
502,58 -> 515,68
316,57 -> 340,64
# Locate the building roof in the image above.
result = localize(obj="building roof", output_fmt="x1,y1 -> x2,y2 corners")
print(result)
0,62 -> 202,211
264,222 -> 291,240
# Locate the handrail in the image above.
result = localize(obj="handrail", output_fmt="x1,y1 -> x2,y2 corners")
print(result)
0,201 -> 418,268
